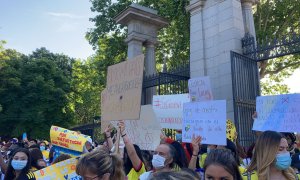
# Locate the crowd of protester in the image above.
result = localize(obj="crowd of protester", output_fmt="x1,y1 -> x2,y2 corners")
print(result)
0,117 -> 300,180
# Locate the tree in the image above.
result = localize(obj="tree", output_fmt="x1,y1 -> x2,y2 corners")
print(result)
0,47 -> 75,138
87,0 -> 190,69
254,0 -> 300,94
87,0 -> 300,95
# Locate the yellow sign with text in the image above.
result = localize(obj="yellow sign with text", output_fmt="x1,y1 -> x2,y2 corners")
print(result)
50,126 -> 88,152
34,158 -> 81,180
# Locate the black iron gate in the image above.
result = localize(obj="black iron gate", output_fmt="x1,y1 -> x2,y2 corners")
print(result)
232,30 -> 300,146
231,51 -> 260,146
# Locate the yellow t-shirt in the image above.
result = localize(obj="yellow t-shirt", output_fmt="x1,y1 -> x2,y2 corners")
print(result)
199,153 -> 207,168
242,171 -> 259,180
127,163 -> 146,180
41,150 -> 49,160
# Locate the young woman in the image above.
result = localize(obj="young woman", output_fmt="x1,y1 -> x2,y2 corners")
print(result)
204,149 -> 242,180
5,148 -> 35,180
243,131 -> 296,180
76,149 -> 125,180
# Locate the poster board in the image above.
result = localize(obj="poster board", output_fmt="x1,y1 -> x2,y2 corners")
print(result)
34,158 -> 80,180
153,94 -> 190,129
101,55 -> 144,121
182,100 -> 227,145
253,94 -> 300,132
111,105 -> 161,150
50,126 -> 89,152
188,76 -> 213,102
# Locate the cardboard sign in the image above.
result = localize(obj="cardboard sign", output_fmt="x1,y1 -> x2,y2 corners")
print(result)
188,76 -> 213,102
101,55 -> 144,121
153,94 -> 190,129
50,126 -> 89,152
253,94 -> 300,132
111,105 -> 161,150
34,158 -> 81,180
182,100 -> 227,145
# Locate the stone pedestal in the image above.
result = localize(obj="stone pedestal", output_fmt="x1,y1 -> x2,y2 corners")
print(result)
115,4 -> 168,104
187,0 -> 245,121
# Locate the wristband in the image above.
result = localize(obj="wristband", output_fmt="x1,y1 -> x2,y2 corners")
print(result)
192,154 -> 198,157
121,134 -> 127,137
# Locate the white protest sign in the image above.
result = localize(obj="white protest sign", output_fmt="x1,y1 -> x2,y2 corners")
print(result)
188,76 -> 213,102
253,94 -> 300,132
182,100 -> 226,145
153,94 -> 190,129
101,55 -> 144,121
111,105 -> 161,150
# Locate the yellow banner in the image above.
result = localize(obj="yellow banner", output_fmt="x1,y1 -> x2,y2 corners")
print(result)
34,158 -> 80,179
50,126 -> 88,152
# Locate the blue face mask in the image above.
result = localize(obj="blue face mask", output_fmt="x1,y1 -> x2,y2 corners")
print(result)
275,152 -> 291,170
11,160 -> 27,170
207,148 -> 211,154
40,146 -> 46,151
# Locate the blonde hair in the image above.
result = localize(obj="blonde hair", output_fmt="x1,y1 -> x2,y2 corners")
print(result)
247,131 -> 295,180
76,149 -> 125,180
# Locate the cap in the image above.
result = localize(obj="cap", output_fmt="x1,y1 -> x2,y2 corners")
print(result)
86,137 -> 93,144
291,153 -> 300,169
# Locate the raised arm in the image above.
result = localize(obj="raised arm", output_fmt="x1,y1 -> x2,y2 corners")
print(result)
118,120 -> 142,170
104,124 -> 114,151
188,134 -> 202,170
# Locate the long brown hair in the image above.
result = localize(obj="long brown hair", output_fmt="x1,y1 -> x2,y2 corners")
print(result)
76,149 -> 125,180
247,131 -> 295,180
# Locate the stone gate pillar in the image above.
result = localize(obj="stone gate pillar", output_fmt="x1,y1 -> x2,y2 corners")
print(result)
241,0 -> 259,39
115,4 -> 168,104
187,0 -> 245,121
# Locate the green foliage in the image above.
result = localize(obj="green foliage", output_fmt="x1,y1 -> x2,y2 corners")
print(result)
88,0 -> 190,69
254,0 -> 300,94
0,47 -> 75,139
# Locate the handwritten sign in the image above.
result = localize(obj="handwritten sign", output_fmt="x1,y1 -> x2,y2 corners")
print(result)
182,100 -> 226,145
153,94 -> 190,129
111,105 -> 161,150
34,158 -> 81,180
101,55 -> 144,121
50,126 -> 89,152
188,76 -> 213,102
253,94 -> 300,132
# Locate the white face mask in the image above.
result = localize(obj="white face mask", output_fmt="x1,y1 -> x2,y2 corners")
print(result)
152,154 -> 166,169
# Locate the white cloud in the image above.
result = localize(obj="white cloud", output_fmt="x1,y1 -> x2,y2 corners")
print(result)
46,12 -> 85,19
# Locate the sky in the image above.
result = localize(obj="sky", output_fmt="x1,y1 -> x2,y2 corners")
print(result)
0,0 -> 299,93
0,0 -> 96,59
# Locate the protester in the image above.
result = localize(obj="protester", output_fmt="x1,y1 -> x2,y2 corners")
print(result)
51,154 -> 72,165
291,152 -> 300,178
140,143 -> 177,179
29,148 -> 44,171
83,137 -> 93,153
28,139 -> 37,148
4,148 -> 35,180
76,149 -> 125,180
118,120 -> 147,179
204,149 -> 242,180
243,131 -> 296,180
170,141 -> 189,169
149,168 -> 201,180
39,141 -> 49,161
